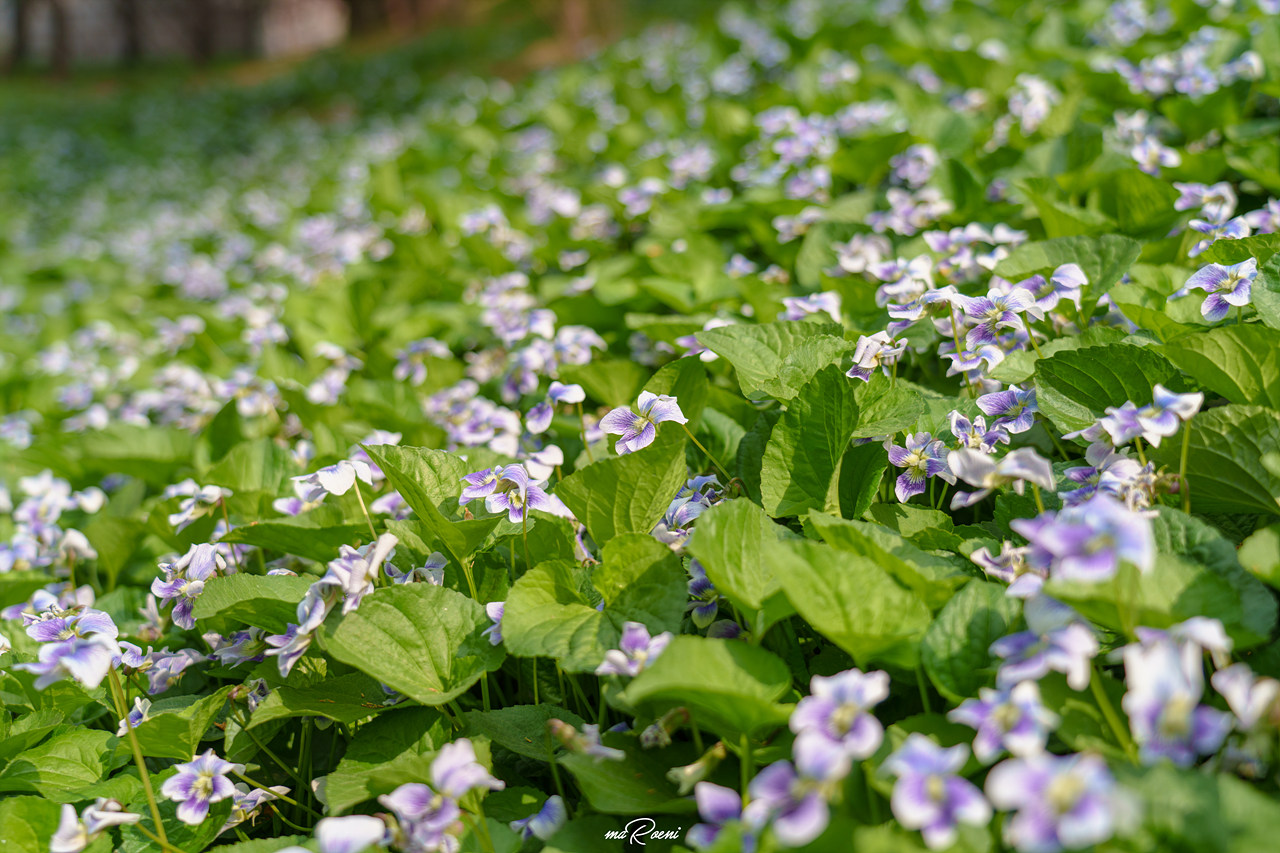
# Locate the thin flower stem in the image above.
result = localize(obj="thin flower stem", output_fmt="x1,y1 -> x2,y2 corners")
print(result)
470,806 -> 497,853
480,673 -> 491,712
108,669 -> 170,849
680,423 -> 731,482
233,770 -> 323,818
1090,665 -> 1137,762
233,711 -> 305,786
1021,315 -> 1045,358
220,498 -> 242,572
915,663 -> 932,714
352,481 -> 378,541
1031,484 -> 1046,514
1133,437 -> 1148,466
546,730 -> 570,809
131,821 -> 189,853
1179,423 -> 1192,514
739,733 -> 754,801
522,510 -> 531,572
577,402 -> 594,463
691,722 -> 705,755
461,558 -> 480,600
949,306 -> 976,398
272,806 -> 314,834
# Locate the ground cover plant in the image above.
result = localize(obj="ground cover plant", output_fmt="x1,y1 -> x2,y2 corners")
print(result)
4,0 -> 1280,851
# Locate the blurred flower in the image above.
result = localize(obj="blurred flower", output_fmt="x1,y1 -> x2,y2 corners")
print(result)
884,734 -> 991,850
510,796 -> 567,841
789,667 -> 889,759
949,682 -> 1059,763
986,753 -> 1120,853
596,622 -> 672,676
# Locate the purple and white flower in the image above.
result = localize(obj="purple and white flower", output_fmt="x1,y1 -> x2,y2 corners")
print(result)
949,682 -> 1059,763
596,622 -> 672,676
976,387 -> 1038,435
1178,258 -> 1257,321
599,392 -> 688,454
986,753 -> 1121,853
687,782 -> 751,852
160,749 -> 241,825
1122,637 -> 1232,766
990,598 -> 1098,691
509,795 -> 567,841
741,736 -> 850,848
789,667 -> 889,759
51,799 -> 141,853
948,448 -> 1055,508
887,433 -> 955,502
884,734 -> 992,850
1011,494 -> 1154,583
482,464 -> 569,523
482,601 -> 504,646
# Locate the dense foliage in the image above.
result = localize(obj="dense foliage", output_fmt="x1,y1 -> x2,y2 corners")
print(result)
4,1 -> 1280,852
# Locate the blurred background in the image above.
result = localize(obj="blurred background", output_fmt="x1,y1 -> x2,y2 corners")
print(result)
0,0 -> 696,76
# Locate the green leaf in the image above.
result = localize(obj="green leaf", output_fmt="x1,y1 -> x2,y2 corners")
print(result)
558,360 -> 650,408
622,636 -> 792,738
556,429 -> 687,545
250,673 -> 390,728
365,444 -> 502,566
1118,763 -> 1280,853
502,537 -> 685,673
318,707 -> 449,814
1162,324 -> 1280,408
502,560 -> 612,672
696,322 -> 846,400
1150,405 -> 1280,517
921,582 -> 1022,702
558,736 -> 696,815
1034,343 -> 1180,434
1196,233 -> 1280,265
320,584 -> 506,706
1046,507 -> 1278,648
543,816 -> 628,853
0,729 -> 113,797
988,326 -> 1128,384
592,534 -> 688,634
993,234 -> 1141,295
686,499 -> 794,631
0,710 -> 64,763
0,796 -> 62,853
82,515 -> 145,589
1252,253 -> 1280,330
191,573 -> 313,634
219,517 -> 370,562
761,536 -> 931,668
1240,524 -> 1280,589
204,438 -> 296,495
130,686 -> 233,760
837,441 -> 889,521
852,378 -> 926,439
806,512 -> 972,609
462,704 -> 584,761
761,365 -> 860,517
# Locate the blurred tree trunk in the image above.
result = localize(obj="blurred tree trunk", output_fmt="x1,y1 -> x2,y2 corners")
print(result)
6,0 -> 29,73
49,0 -> 71,76
116,0 -> 142,66
191,0 -> 215,64
342,0 -> 386,34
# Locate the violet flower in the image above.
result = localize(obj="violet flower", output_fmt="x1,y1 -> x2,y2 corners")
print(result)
779,292 -> 842,324
482,464 -> 568,523
949,682 -> 1060,763
510,796 -> 567,841
482,601 -> 504,645
688,782 -> 752,852
600,391 -> 688,454
51,799 -> 140,853
548,718 -> 625,761
596,621 -> 672,676
948,448 -> 1055,508
1122,637 -> 1232,766
971,541 -> 1045,598
1179,258 -> 1256,321
885,734 -> 992,850
986,753 -> 1120,853
548,381 -> 585,404
960,288 -> 1034,348
151,543 -> 226,630
950,411 -> 1009,453
459,465 -> 505,505
291,459 -> 374,503
887,432 -> 955,502
990,598 -> 1098,691
1211,663 -> 1280,732
14,634 -> 120,690
160,749 -> 241,825
25,606 -> 118,643
976,386 -> 1038,435
385,551 -> 446,585
789,667 -> 889,759
846,331 -> 905,381
1011,494 -> 1154,583
1134,385 -> 1202,446
314,815 -> 388,853
117,696 -> 152,736
742,736 -> 850,848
